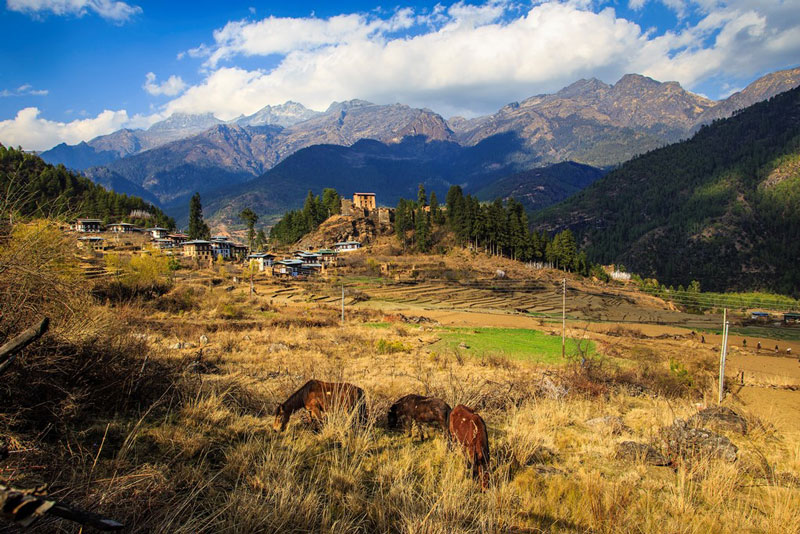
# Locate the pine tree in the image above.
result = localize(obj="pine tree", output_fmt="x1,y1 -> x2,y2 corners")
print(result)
417,183 -> 428,207
254,229 -> 267,251
188,192 -> 210,240
415,205 -> 431,253
430,191 -> 445,225
321,188 -> 341,217
394,198 -> 414,248
239,208 -> 259,251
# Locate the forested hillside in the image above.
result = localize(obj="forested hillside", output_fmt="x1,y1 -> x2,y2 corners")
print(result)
0,145 -> 175,228
475,162 -> 604,213
536,87 -> 800,295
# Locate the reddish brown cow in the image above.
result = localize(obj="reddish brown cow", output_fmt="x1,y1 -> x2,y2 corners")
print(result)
387,394 -> 451,438
273,379 -> 366,431
448,404 -> 490,490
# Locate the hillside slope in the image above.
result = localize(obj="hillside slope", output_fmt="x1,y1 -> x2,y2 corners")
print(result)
536,87 -> 800,294
199,133 -> 526,227
0,144 -> 174,228
475,162 -> 604,213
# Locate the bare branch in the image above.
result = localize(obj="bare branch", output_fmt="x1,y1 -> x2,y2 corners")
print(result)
0,483 -> 123,530
0,317 -> 49,375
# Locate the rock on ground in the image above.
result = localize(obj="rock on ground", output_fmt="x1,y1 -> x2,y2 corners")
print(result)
687,406 -> 747,434
661,419 -> 738,463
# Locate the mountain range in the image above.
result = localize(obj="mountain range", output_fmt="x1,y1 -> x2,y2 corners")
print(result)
38,66 -> 800,224
535,84 -> 800,294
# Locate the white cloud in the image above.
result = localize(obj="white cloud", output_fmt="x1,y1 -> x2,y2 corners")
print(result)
0,84 -> 49,97
6,0 -> 142,23
199,8 -> 418,68
0,107 -> 130,151
7,0 -> 800,150
162,0 -> 800,119
143,72 -> 187,97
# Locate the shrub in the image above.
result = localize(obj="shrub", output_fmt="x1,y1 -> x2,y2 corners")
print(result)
375,338 -> 410,354
96,248 -> 174,303
154,286 -> 201,313
0,219 -> 84,338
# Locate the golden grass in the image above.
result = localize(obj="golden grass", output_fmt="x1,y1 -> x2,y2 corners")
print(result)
5,277 -> 800,533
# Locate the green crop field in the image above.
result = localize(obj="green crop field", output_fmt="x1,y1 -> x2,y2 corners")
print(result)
431,327 -> 594,364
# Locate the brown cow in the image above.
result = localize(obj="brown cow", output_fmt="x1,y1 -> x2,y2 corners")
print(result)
273,379 -> 366,431
387,394 -> 451,438
448,404 -> 490,490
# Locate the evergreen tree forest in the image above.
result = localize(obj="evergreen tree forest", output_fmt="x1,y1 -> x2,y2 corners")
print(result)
0,144 -> 174,228
269,188 -> 340,245
537,85 -> 800,294
444,186 -> 592,274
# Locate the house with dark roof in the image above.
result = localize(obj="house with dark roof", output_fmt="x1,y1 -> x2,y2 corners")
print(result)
183,240 -> 213,260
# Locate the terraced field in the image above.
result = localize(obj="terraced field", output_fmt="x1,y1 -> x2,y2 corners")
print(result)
361,279 -> 726,329
258,277 -> 800,347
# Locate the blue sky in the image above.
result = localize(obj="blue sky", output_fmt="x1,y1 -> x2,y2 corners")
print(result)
1,0 -> 799,150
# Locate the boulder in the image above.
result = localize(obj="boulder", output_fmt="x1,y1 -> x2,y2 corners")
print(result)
615,441 -> 670,466
268,343 -> 289,353
688,406 -> 747,434
661,419 -> 738,463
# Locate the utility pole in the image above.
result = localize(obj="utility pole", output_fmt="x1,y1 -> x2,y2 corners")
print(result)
562,278 -> 566,359
341,283 -> 345,325
718,308 -> 729,404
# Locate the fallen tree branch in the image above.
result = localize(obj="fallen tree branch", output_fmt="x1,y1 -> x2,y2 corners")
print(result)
0,482 -> 123,530
0,317 -> 49,376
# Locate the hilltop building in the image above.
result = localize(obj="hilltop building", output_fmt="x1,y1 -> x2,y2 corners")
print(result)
353,192 -> 376,210
342,192 -> 377,217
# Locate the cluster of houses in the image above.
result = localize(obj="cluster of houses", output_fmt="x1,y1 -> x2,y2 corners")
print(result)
751,311 -> 800,325
74,219 -> 188,251
72,218 -> 250,261
72,217 -> 364,278
247,241 -> 363,278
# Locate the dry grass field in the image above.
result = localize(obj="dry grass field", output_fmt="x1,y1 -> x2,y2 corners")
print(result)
3,235 -> 800,533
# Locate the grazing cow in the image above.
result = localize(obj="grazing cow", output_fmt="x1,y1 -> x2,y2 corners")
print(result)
273,379 -> 366,432
387,394 -> 451,438
448,405 -> 490,490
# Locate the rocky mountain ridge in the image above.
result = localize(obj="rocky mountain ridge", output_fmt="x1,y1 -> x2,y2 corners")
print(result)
38,66 -> 800,219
